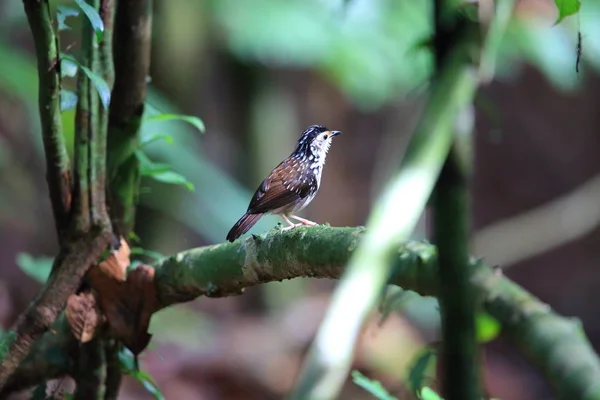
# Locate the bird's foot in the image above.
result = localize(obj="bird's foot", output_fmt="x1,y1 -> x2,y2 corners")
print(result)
280,223 -> 303,232
289,215 -> 318,226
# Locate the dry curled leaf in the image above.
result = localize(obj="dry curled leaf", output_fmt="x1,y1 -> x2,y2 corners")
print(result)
66,292 -> 102,343
98,236 -> 130,281
88,264 -> 157,355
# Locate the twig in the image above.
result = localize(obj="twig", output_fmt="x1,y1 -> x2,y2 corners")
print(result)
97,0 -> 114,227
434,128 -> 480,398
72,8 -> 93,233
23,0 -> 71,241
103,341 -> 122,400
73,339 -> 106,400
432,0 -> 480,398
107,0 -> 153,236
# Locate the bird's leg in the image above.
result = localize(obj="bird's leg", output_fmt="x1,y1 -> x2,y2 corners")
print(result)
279,214 -> 301,231
289,214 -> 318,226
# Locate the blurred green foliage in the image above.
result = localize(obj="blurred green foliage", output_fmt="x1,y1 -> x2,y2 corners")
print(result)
15,253 -> 53,283
352,370 -> 399,400
212,0 -> 432,109
1,0 -> 597,242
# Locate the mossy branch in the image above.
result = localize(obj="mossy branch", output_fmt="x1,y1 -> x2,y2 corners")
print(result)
23,0 -> 71,242
157,227 -> 600,399
2,227 -> 600,398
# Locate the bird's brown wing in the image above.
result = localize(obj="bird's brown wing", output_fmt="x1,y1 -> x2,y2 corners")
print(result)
247,158 -> 313,214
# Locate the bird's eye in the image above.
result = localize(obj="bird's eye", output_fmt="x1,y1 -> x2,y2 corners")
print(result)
322,133 -> 328,139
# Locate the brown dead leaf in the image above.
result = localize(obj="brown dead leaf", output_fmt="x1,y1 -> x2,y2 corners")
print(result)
98,236 -> 130,281
66,292 -> 102,343
88,264 -> 157,355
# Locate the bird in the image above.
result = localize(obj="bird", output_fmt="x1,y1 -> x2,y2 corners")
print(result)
226,125 -> 342,242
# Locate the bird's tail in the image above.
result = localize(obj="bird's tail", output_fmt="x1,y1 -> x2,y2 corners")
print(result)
226,213 -> 264,242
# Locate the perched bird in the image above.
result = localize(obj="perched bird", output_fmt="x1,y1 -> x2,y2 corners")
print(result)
226,125 -> 342,242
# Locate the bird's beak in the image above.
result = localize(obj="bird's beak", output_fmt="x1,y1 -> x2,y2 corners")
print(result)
330,130 -> 342,137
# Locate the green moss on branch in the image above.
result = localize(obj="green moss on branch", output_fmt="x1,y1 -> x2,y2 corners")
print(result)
154,226 -> 600,399
23,0 -> 71,241
2,227 -> 599,398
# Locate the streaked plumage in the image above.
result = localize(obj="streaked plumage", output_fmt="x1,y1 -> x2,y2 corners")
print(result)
226,125 -> 341,242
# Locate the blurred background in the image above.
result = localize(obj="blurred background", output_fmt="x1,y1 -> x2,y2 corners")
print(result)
1,0 -> 600,398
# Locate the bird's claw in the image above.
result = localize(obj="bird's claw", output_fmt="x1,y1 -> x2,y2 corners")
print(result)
280,223 -> 302,232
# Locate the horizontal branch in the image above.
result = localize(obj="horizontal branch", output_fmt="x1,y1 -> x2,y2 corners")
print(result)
4,227 -> 600,398
154,226 -> 600,398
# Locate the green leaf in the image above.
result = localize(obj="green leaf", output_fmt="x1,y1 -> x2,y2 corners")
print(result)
135,150 -> 195,191
140,162 -> 173,176
553,0 -> 581,24
61,58 -> 78,77
15,253 -> 54,283
476,312 -> 501,343
119,348 -> 166,400
140,133 -> 174,148
74,0 -> 104,42
407,348 -> 436,394
144,113 -> 205,134
129,231 -> 142,244
149,170 -> 195,191
136,371 -> 166,400
118,347 -> 136,371
57,6 -> 79,31
351,370 -> 398,400
61,54 -> 111,110
79,64 -> 111,109
61,89 -> 78,111
420,387 -> 444,400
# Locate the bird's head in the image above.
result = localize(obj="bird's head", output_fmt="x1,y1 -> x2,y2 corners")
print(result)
296,125 -> 342,160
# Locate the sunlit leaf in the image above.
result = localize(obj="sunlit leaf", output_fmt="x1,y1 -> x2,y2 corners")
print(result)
57,6 -> 79,31
74,0 -> 104,42
144,113 -> 205,134
61,54 -> 111,109
554,0 -> 581,25
420,387 -> 444,400
476,312 -> 501,343
61,89 -> 78,111
15,253 -> 54,283
351,370 -> 398,400
407,348 -> 436,394
136,371 -> 166,400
